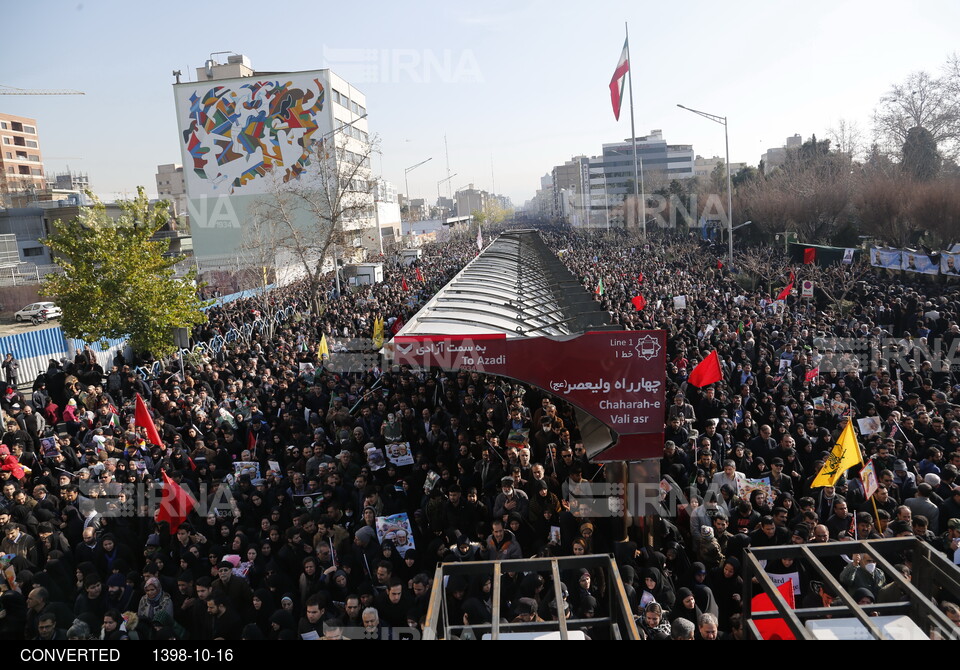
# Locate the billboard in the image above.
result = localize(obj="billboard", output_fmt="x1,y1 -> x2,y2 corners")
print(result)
869,247 -> 901,270
390,331 -> 666,460
942,252 -> 960,276
901,251 -> 939,275
173,70 -> 368,263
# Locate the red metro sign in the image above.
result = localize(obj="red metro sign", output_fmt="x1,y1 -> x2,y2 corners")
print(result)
390,330 -> 666,461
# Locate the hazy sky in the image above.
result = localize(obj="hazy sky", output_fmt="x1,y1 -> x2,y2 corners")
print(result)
2,0 -> 957,206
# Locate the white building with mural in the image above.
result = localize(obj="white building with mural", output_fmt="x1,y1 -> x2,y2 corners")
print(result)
172,56 -> 375,276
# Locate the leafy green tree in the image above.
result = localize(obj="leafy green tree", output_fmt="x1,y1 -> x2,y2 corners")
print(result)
42,187 -> 207,356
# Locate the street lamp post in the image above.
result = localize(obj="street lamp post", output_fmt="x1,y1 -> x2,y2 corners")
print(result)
404,157 -> 433,222
437,173 -> 458,202
677,104 -> 734,265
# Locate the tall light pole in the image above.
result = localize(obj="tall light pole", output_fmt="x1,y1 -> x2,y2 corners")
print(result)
404,157 -> 432,221
437,173 -> 458,202
677,104 -> 734,265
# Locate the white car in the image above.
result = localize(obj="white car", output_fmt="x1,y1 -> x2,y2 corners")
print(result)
14,302 -> 62,322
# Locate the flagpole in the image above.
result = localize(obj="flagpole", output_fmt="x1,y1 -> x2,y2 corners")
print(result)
625,21 -> 643,238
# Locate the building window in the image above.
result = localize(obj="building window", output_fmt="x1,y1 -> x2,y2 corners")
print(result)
11,122 -> 22,132
18,166 -> 29,174
16,151 -> 26,159
30,168 -> 41,176
357,104 -> 366,116
13,137 -> 25,146
28,155 -> 39,162
23,247 -> 43,257
332,89 -> 341,105
0,122 -> 6,130
351,101 -> 359,114
23,126 -> 35,134
26,140 -> 37,148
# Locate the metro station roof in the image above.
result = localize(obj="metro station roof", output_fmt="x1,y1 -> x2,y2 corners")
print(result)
395,229 -> 613,338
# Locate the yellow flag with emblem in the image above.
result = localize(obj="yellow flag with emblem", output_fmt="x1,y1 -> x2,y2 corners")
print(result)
317,334 -> 329,360
372,317 -> 384,350
811,418 -> 862,488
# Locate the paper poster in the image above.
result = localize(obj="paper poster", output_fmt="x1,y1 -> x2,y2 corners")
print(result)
423,470 -> 440,493
860,459 -> 879,499
673,295 -> 688,310
384,442 -> 414,467
831,400 -> 849,416
857,417 -> 882,436
233,461 -> 261,480
901,252 -> 940,275
801,280 -> 814,298
739,476 -> 774,507
813,397 -> 826,411
941,252 -> 960,276
267,460 -> 281,477
505,430 -> 529,450
294,492 -> 325,510
767,575 -> 799,595
366,446 -> 386,471
549,526 -> 561,545
376,512 -> 415,554
870,248 -> 902,270
40,437 -> 58,459
842,248 -> 855,264
778,359 -> 791,375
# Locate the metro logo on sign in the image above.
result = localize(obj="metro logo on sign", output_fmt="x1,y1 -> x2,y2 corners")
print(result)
390,331 -> 666,460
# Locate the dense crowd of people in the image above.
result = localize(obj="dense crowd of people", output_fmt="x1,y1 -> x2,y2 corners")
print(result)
0,226 -> 959,641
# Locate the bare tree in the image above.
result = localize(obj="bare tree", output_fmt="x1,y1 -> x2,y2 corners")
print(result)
802,258 -> 872,318
236,212 -> 285,341
910,178 -> 960,249
258,130 -> 378,313
856,175 -> 917,247
828,118 -> 865,161
735,247 -> 789,292
873,69 -> 959,160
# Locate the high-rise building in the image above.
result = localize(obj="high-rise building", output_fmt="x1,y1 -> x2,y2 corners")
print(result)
588,130 -> 695,227
761,134 -> 802,174
171,56 -> 374,273
0,113 -> 45,204
155,163 -> 186,218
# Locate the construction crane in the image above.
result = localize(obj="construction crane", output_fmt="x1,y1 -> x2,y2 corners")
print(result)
0,85 -> 84,95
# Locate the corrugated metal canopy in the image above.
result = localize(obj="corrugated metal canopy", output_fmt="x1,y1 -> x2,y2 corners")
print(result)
396,229 -> 612,338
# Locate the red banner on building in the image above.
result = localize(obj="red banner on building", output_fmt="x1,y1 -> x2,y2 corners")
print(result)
391,331 -> 666,461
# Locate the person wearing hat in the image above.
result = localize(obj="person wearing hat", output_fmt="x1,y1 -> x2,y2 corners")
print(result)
493,475 -> 528,522
211,559 -> 253,618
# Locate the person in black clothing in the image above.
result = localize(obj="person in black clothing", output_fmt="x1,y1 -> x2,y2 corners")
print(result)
206,593 -> 242,641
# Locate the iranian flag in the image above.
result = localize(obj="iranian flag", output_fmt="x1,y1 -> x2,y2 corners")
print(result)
609,38 -> 629,121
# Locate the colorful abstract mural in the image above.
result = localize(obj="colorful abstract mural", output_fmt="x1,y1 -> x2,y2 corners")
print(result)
181,78 -> 325,193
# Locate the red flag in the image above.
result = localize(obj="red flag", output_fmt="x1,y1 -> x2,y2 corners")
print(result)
751,580 -> 797,640
609,38 -> 629,121
803,248 -> 816,264
688,350 -> 723,387
390,317 -> 405,335
247,428 -> 257,454
135,394 -> 163,446
637,272 -> 644,284
156,470 -> 196,534
776,271 -> 795,301
805,367 -> 820,382
401,277 -> 409,291
415,267 -> 424,282
631,295 -> 647,311
717,260 -> 724,270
